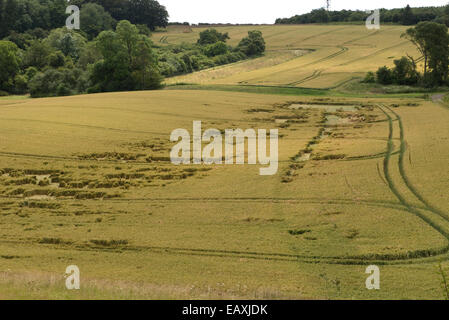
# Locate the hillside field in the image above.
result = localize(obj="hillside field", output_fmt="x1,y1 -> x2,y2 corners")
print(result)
0,25 -> 449,300
158,25 -> 420,89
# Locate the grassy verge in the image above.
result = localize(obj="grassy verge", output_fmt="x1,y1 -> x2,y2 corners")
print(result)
165,83 -> 432,99
337,81 -> 449,97
165,84 -> 328,96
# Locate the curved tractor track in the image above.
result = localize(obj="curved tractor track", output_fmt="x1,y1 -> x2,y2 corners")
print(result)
371,105 -> 449,261
1,101 -> 446,266
237,28 -> 392,87
288,70 -> 323,86
284,104 -> 449,265
154,104 -> 449,265
11,104 -> 449,266
241,46 -> 348,85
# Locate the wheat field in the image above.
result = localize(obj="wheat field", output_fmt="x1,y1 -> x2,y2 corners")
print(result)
0,25 -> 448,299
160,25 -> 421,88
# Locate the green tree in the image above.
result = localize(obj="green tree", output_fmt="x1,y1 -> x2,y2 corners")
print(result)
25,66 -> 38,80
47,0 -> 67,29
401,5 -> 416,25
49,50 -> 66,68
13,74 -> 28,94
434,15 -> 449,27
116,20 -> 139,66
376,66 -> 393,85
88,0 -> 167,30
237,30 -> 266,56
77,42 -> 101,69
24,39 -> 52,69
136,24 -> 151,36
91,20 -> 162,92
132,37 -> 162,89
127,0 -> 168,31
203,41 -> 228,57
0,40 -> 21,92
310,8 -> 329,23
402,22 -> 449,85
26,28 -> 49,40
80,3 -> 115,40
0,0 -> 6,38
392,57 -> 419,85
197,29 -> 230,45
5,31 -> 34,49
28,68 -> 69,97
427,25 -> 449,85
92,30 -> 131,91
44,28 -> 87,60
2,0 -> 19,37
362,72 -> 375,83
93,0 -> 128,21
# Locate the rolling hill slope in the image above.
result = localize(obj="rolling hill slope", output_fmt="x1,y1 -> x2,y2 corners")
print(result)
158,25 -> 420,88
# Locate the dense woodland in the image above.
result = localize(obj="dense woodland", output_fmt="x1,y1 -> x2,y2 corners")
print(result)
2,2 -> 449,98
0,0 -> 266,97
0,0 -> 169,38
276,5 -> 449,27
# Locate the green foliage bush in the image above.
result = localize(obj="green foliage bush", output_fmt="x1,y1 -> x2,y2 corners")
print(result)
0,40 -> 21,92
13,74 -> 28,94
80,3 -> 116,40
45,28 -> 87,60
48,51 -> 65,68
197,29 -> 229,45
88,20 -> 162,92
376,66 -> 394,85
203,41 -> 228,57
238,30 -> 266,56
28,68 -> 88,97
392,57 -> 419,85
157,30 -> 264,78
363,72 -> 376,83
372,58 -> 420,86
23,40 -> 52,69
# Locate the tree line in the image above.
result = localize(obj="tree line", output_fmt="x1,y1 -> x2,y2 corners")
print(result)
0,0 -> 169,39
276,5 -> 449,27
0,11 -> 266,97
157,29 -> 265,78
365,22 -> 449,88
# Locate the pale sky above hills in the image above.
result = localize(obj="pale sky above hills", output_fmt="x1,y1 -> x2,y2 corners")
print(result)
158,0 -> 449,24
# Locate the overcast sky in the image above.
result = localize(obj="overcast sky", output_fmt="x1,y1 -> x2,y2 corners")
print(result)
157,0 -> 449,24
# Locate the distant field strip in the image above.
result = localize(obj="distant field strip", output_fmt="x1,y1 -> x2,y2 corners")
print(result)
337,41 -> 410,67
164,25 -> 418,88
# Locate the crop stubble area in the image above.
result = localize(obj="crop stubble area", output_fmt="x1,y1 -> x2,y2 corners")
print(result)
0,25 -> 448,299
